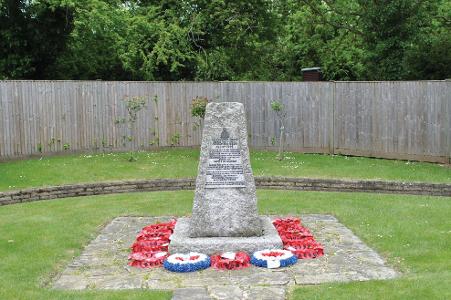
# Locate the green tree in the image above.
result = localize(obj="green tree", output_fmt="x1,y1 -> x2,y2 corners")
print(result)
120,5 -> 196,80
187,0 -> 278,80
0,0 -> 74,79
1,0 -> 448,80
53,0 -> 131,79
277,1 -> 365,80
117,96 -> 147,162
357,0 -> 439,80
271,100 -> 287,160
403,0 -> 451,79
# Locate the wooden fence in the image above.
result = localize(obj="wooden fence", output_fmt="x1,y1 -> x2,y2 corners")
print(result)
0,80 -> 450,163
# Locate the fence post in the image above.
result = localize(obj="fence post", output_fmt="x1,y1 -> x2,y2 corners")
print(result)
448,81 -> 451,164
328,81 -> 335,155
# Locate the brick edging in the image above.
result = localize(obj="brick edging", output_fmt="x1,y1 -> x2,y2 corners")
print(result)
1,177 -> 449,206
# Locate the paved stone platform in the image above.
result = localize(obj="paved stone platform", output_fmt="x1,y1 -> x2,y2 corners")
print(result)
53,215 -> 398,299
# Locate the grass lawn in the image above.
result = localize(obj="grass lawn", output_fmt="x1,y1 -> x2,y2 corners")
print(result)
0,149 -> 449,191
0,190 -> 450,299
1,150 -> 450,299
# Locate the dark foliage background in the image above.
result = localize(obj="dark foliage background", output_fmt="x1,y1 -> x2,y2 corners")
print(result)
1,0 -> 450,80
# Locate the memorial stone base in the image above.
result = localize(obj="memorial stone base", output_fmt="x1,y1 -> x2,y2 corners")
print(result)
169,216 -> 282,255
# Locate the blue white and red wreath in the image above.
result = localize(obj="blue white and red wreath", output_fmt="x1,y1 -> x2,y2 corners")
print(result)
163,252 -> 210,272
251,249 -> 297,269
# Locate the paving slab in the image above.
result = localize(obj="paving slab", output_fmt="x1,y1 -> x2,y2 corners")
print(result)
173,287 -> 212,300
53,215 -> 399,298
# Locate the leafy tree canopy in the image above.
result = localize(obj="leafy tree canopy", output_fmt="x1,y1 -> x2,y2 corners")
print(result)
1,0 -> 449,80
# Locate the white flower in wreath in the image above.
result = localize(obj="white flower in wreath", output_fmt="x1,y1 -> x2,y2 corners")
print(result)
166,252 -> 207,264
251,249 -> 297,269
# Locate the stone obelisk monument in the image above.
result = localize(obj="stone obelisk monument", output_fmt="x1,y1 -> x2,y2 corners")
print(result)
189,102 -> 262,237
169,102 -> 282,255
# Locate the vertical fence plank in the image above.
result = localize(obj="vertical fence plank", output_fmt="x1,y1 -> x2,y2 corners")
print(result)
0,81 -> 5,157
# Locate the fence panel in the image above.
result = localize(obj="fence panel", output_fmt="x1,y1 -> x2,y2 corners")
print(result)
334,81 -> 449,162
0,80 -> 449,163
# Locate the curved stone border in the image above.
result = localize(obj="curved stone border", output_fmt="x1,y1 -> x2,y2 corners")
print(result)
256,177 -> 451,196
1,177 -> 449,206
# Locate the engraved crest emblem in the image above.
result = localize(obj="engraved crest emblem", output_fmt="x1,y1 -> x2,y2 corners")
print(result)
220,128 -> 230,140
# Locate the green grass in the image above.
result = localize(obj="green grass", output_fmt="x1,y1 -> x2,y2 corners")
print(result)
0,190 -> 450,299
0,149 -> 449,191
0,149 -> 450,298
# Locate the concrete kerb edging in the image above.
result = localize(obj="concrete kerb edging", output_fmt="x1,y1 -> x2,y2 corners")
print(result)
0,177 -> 450,206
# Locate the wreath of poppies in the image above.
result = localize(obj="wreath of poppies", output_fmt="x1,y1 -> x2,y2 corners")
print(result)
273,217 -> 324,259
128,251 -> 168,268
128,217 -> 324,271
128,220 -> 176,268
251,249 -> 297,268
164,252 -> 210,272
210,251 -> 251,270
